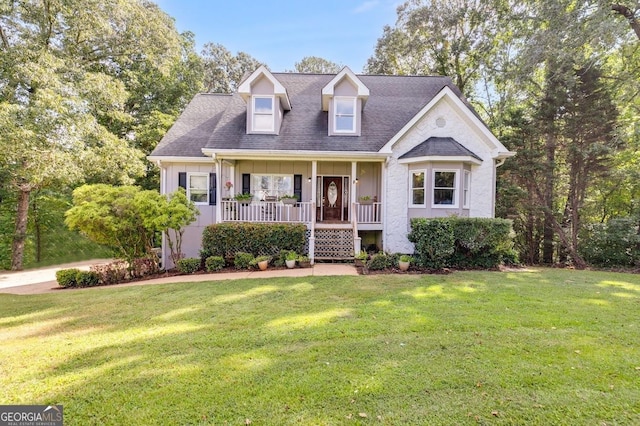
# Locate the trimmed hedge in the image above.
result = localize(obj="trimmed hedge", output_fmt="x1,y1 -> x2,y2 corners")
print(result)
367,252 -> 391,270
201,223 -> 307,260
56,268 -> 81,288
205,256 -> 226,272
176,257 -> 201,274
233,252 -> 254,270
409,217 -> 516,269
56,268 -> 99,288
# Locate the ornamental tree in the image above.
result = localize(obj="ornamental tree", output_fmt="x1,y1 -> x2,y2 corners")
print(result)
65,185 -> 198,267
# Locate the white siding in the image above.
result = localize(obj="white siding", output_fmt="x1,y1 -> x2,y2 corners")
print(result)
383,97 -> 497,254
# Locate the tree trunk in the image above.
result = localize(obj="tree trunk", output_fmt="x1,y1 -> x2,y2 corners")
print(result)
542,133 -> 555,264
11,188 -> 30,270
612,4 -> 640,40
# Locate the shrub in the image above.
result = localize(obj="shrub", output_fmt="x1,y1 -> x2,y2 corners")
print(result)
201,223 -> 307,259
450,218 -> 515,268
130,257 -> 160,278
91,260 -> 129,285
205,256 -> 226,272
176,257 -> 201,274
76,271 -> 100,287
56,268 -> 81,288
408,218 -> 455,269
367,252 -> 391,270
409,218 -> 515,269
580,218 -> 640,267
234,252 -> 254,269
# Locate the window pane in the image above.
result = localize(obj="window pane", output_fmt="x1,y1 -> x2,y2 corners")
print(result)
189,175 -> 208,203
412,172 -> 424,188
254,97 -> 273,113
336,116 -> 354,131
253,115 -> 273,131
413,189 -> 425,205
190,190 -> 207,203
336,99 -> 354,115
274,176 -> 292,194
434,189 -> 454,205
434,172 -> 455,188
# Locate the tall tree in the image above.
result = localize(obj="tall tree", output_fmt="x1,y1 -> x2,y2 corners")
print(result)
292,56 -> 342,74
365,0 -> 506,96
0,0 -> 190,270
201,43 -> 263,93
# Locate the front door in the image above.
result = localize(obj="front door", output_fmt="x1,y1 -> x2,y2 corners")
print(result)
322,177 -> 342,221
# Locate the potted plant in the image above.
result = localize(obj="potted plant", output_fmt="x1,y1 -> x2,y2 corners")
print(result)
398,254 -> 413,272
358,195 -> 373,205
234,192 -> 253,204
252,255 -> 271,271
280,194 -> 298,205
354,251 -> 368,267
297,255 -> 311,268
285,251 -> 297,268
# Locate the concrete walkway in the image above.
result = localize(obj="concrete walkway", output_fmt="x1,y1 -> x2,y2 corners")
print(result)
0,260 -> 359,295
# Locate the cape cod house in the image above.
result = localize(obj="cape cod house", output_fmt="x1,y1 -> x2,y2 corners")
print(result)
148,66 -> 514,267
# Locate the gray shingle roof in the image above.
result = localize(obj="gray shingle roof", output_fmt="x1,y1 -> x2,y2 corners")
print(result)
150,73 -> 477,157
399,137 -> 482,162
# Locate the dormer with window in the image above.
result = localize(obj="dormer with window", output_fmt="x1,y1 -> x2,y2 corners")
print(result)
238,66 -> 291,135
322,67 -> 369,136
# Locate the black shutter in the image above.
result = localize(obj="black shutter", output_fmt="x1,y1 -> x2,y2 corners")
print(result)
178,172 -> 186,189
294,174 -> 302,201
242,173 -> 251,194
209,173 -> 217,205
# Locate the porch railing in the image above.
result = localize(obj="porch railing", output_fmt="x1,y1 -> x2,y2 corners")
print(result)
356,202 -> 382,224
221,200 -> 314,224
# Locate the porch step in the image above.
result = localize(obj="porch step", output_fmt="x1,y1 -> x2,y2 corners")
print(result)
314,228 -> 354,259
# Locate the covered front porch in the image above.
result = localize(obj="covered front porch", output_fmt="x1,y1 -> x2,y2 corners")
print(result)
215,157 -> 385,230
213,156 -> 386,259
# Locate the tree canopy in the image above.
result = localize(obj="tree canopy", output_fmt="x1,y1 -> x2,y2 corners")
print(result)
0,0 -> 202,269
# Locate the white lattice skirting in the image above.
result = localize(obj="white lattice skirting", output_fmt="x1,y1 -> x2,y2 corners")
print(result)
314,229 -> 354,259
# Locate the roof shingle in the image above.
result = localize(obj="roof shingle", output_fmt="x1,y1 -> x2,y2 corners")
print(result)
151,73 -> 477,157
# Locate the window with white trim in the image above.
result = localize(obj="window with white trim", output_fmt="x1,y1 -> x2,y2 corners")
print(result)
432,170 -> 458,207
334,97 -> 356,133
252,174 -> 293,200
463,170 -> 471,208
188,173 -> 209,204
252,96 -> 274,132
410,170 -> 426,206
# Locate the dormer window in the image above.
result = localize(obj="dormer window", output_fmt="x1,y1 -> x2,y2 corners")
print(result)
252,96 -> 274,132
334,97 -> 356,133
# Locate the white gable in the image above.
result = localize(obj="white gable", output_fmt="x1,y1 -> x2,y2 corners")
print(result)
380,86 -> 513,160
321,66 -> 369,111
237,65 -> 291,110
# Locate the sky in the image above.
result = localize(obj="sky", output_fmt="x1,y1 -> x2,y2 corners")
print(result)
153,0 -> 401,73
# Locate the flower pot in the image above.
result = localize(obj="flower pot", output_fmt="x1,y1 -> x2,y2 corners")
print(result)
286,259 -> 296,268
299,261 -> 311,268
359,199 -> 373,205
281,198 -> 297,205
258,260 -> 269,271
398,261 -> 410,271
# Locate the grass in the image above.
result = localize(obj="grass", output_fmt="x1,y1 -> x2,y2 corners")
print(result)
1,268 -> 639,425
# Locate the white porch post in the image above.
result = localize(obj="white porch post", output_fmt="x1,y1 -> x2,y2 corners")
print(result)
382,159 -> 389,252
215,159 -> 222,223
309,160 -> 317,264
159,161 -> 167,270
352,161 -> 362,255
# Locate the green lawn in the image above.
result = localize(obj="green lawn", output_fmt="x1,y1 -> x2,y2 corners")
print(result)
1,269 -> 639,425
